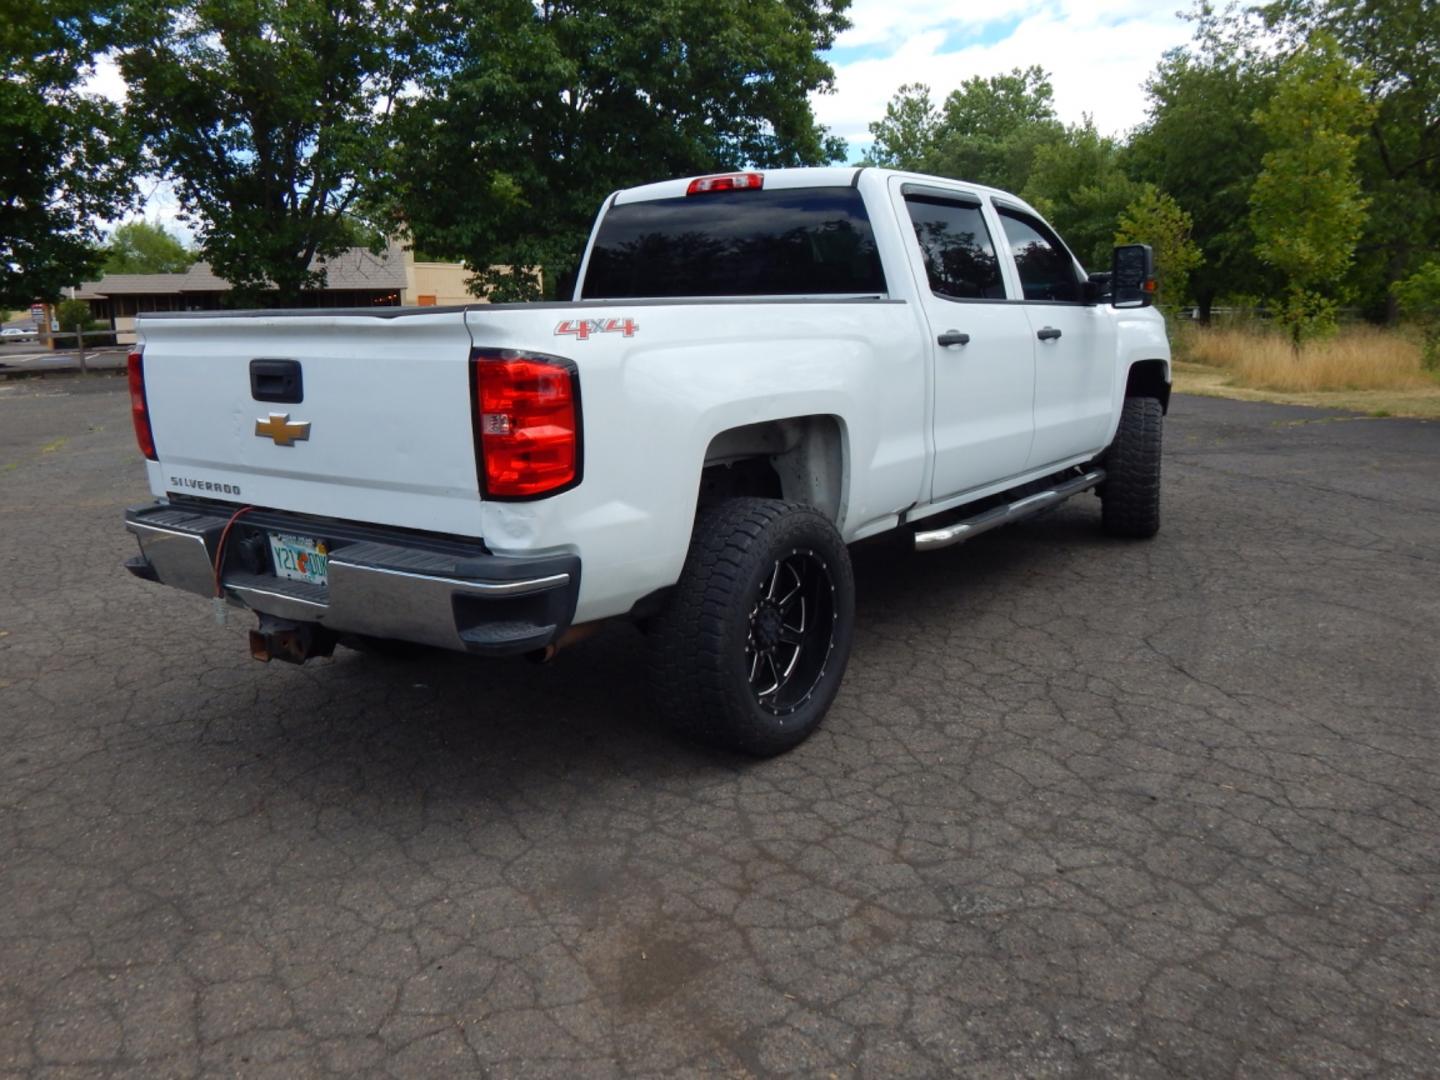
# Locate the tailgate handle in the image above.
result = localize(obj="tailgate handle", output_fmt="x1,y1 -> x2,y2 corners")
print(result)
250,359 -> 303,404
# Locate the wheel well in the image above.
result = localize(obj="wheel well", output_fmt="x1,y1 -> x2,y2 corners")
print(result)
1126,359 -> 1172,413
700,416 -> 846,524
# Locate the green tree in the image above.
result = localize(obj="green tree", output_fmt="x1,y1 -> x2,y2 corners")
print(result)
864,68 -> 1064,193
861,83 -> 938,169
386,0 -> 851,300
1115,186 -> 1204,319
119,0 -> 418,303
55,298 -> 94,334
1260,0 -> 1440,322
1393,260 -> 1440,369
1126,3 -> 1276,321
0,1 -> 137,306
102,220 -> 195,275
333,214 -> 386,251
1249,32 -> 1374,344
925,66 -> 1063,194
1023,119 -> 1146,268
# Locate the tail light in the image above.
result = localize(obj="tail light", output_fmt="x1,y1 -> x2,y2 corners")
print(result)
127,348 -> 157,460
686,172 -> 764,195
471,350 -> 581,499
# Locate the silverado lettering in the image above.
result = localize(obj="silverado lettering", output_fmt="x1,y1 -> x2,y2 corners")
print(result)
168,477 -> 242,496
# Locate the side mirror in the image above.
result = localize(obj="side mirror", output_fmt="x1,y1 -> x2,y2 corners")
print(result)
1111,244 -> 1155,308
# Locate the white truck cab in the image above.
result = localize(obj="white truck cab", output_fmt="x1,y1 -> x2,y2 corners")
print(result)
123,167 -> 1170,755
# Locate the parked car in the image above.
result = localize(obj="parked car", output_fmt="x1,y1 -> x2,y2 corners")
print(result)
121,166 -> 1170,755
1,326 -> 38,339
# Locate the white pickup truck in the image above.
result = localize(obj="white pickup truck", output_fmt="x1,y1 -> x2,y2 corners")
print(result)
123,166 -> 1170,755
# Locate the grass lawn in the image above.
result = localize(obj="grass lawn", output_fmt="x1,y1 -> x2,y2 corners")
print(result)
1173,360 -> 1440,418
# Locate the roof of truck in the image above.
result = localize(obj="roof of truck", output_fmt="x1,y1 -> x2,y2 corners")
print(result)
612,166 -> 1021,206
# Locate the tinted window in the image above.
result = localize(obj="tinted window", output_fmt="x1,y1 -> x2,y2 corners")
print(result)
582,187 -> 886,299
904,195 -> 1004,300
997,208 -> 1082,302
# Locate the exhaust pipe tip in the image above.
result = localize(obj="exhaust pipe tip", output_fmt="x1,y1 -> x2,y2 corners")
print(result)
525,621 -> 605,665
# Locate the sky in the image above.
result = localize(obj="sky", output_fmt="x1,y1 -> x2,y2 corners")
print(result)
816,0 -> 1196,159
99,0 -> 1197,244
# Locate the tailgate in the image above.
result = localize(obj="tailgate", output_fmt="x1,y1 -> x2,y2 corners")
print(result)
138,311 -> 483,536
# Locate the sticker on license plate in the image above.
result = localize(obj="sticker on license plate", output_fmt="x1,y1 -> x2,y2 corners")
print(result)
268,533 -> 329,586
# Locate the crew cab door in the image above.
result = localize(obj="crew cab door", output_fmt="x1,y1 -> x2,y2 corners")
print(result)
893,182 -> 1036,500
993,203 -> 1117,469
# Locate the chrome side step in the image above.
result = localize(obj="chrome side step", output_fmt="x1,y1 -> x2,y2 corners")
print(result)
913,469 -> 1106,552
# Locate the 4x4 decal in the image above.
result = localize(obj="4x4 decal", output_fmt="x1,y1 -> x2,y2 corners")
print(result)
555,317 -> 638,341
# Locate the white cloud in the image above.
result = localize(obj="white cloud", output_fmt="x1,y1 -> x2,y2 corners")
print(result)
839,0 -> 1038,48
125,180 -> 198,247
814,0 -> 1195,155
82,54 -> 128,103
81,56 -> 201,245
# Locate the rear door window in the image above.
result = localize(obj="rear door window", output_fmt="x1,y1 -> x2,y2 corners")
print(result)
997,207 -> 1083,303
903,195 -> 1005,300
582,187 -> 886,299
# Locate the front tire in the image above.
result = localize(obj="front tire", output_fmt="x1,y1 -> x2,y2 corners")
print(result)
1101,395 -> 1163,538
649,498 -> 855,757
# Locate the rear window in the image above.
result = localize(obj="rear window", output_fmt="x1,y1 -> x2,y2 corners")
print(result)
581,186 -> 887,299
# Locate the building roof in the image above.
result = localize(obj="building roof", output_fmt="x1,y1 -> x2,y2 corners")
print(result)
72,273 -> 189,298
74,241 -> 410,299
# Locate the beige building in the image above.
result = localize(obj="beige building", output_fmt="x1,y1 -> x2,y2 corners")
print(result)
74,242 -> 484,345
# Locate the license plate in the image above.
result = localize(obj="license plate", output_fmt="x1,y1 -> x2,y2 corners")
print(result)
268,533 -> 329,586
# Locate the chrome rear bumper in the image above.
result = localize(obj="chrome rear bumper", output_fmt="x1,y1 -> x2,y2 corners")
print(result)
124,502 -> 579,656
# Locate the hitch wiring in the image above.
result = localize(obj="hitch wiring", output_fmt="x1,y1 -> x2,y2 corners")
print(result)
212,505 -> 256,599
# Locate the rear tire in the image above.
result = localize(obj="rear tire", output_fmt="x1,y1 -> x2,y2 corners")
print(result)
649,498 -> 855,757
1101,396 -> 1163,538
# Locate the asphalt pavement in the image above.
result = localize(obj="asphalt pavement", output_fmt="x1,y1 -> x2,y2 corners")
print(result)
1,376 -> 1437,1077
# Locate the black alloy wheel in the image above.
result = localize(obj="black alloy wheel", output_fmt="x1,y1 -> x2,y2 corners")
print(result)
745,548 -> 838,716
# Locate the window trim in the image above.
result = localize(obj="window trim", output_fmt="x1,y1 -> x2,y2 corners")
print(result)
900,182 -> 983,207
993,202 -> 1089,306
901,191 -> 1008,305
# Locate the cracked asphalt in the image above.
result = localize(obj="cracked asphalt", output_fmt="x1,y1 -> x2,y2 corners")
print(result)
2,374 -> 1437,1078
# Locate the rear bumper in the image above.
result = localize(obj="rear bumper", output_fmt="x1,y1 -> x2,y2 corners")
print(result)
124,501 -> 580,656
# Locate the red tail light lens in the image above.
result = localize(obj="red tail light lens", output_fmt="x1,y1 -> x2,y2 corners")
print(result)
686,172 -> 764,195
472,351 -> 580,498
127,348 -> 157,460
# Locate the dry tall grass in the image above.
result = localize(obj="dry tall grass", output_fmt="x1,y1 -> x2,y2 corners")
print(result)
1180,325 -> 1432,392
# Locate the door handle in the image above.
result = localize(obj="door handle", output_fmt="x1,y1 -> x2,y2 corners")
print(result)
937,331 -> 970,347
1036,326 -> 1062,342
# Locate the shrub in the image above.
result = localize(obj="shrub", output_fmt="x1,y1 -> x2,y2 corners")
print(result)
1394,261 -> 1440,371
54,299 -> 93,332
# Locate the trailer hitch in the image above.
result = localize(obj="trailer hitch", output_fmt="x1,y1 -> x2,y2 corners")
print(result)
248,614 -> 336,665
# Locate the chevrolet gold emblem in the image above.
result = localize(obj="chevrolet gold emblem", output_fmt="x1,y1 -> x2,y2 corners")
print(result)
254,412 -> 311,447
